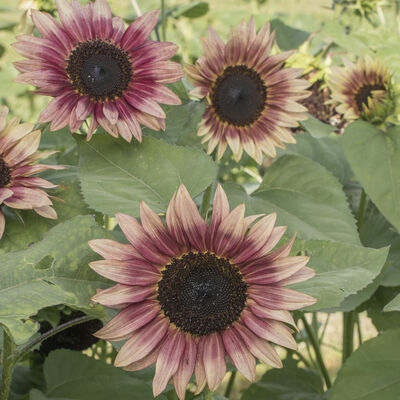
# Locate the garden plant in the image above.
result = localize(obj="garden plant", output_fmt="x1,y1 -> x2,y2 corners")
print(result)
1,0 -> 400,399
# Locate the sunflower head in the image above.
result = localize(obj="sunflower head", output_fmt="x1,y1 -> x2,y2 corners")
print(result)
329,55 -> 397,124
89,184 -> 316,399
184,18 -> 310,164
0,105 -> 63,239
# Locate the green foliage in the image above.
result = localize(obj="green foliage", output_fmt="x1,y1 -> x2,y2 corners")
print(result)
173,2 -> 209,19
343,122 -> 400,234
242,359 -> 326,400
270,19 -> 310,50
32,349 -> 167,400
0,216 -> 110,345
328,329 -> 400,400
77,135 -> 217,217
223,155 -> 360,245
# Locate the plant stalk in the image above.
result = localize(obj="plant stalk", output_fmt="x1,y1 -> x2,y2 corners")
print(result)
0,332 -> 16,400
224,370 -> 236,398
200,184 -> 212,219
161,0 -> 166,41
300,314 -> 331,388
357,189 -> 367,230
342,311 -> 355,364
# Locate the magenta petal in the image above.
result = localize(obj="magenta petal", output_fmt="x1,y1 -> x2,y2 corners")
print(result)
92,0 -> 113,39
4,187 -> 52,209
89,259 -> 160,285
278,267 -> 316,286
116,212 -> 170,265
111,16 -> 125,43
94,300 -> 159,340
124,90 -> 166,119
203,333 -> 226,391
173,335 -> 197,400
195,338 -> 207,395
88,238 -> 144,261
222,328 -> 256,382
121,10 -> 159,51
208,183 -> 230,247
153,328 -> 186,397
0,188 -> 13,204
56,0 -> 88,43
114,316 -> 168,367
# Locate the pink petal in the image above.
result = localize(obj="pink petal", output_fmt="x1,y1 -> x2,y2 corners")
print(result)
12,176 -> 56,189
195,338 -> 207,394
0,188 -> 13,204
34,205 -> 57,219
129,81 -> 181,105
130,41 -> 179,68
88,238 -> 143,261
116,212 -> 170,265
103,102 -> 119,125
124,90 -> 166,118
89,259 -> 160,285
248,285 -> 317,310
4,187 -> 52,209
121,10 -> 159,51
208,183 -> 230,246
114,315 -> 169,367
0,209 -> 4,239
278,266 -> 316,286
173,335 -> 197,400
94,300 -> 159,340
203,333 -> 226,391
92,0 -> 113,39
234,322 -> 282,368
56,0 -> 88,43
153,328 -> 186,397
91,283 -> 155,307
3,130 -> 41,167
115,99 -> 142,142
166,192 -> 190,251
140,201 -> 181,257
175,185 -> 207,251
134,61 -> 184,84
222,328 -> 256,382
241,309 -> 297,350
123,344 -> 160,371
111,16 -> 125,43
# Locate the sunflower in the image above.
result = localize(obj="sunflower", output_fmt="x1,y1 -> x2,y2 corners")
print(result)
329,55 -> 395,123
13,0 -> 183,142
184,19 -> 310,164
89,184 -> 316,399
0,105 -> 63,239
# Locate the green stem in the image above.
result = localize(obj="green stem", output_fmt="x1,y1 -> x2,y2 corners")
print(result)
319,313 -> 331,344
204,387 -> 213,400
0,332 -> 17,400
356,314 -> 363,346
300,315 -> 332,388
357,189 -> 367,231
200,184 -> 212,219
342,311 -> 355,364
293,350 -> 312,368
224,370 -> 236,398
15,315 -> 94,361
161,0 -> 166,41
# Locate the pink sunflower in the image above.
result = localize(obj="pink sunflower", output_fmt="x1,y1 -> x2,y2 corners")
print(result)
13,0 -> 183,142
0,105 -> 63,239
185,19 -> 310,164
89,184 -> 316,399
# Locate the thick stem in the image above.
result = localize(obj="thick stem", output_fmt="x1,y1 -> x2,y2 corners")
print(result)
357,189 -> 367,231
161,0 -> 166,41
0,332 -> 16,400
342,311 -> 355,364
300,315 -> 331,388
200,184 -> 212,220
224,370 -> 236,398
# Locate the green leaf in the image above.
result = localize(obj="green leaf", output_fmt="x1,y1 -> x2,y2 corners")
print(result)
38,125 -> 76,151
291,240 -> 389,311
343,122 -> 400,234
299,114 -> 336,138
367,287 -> 400,331
270,19 -> 310,50
174,2 -> 209,18
278,132 -> 353,185
0,167 -> 93,253
242,359 -> 326,400
78,135 -> 217,217
33,349 -> 167,400
0,216 -> 110,345
328,329 -> 400,400
384,293 -> 400,312
223,155 -> 360,245
143,101 -> 205,146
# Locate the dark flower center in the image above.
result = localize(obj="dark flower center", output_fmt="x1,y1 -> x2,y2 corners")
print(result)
157,252 -> 248,336
211,65 -> 267,127
0,156 -> 11,188
355,83 -> 386,112
66,39 -> 132,102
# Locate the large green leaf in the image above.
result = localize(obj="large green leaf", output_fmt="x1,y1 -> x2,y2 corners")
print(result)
78,135 -> 217,216
223,155 -> 360,245
242,359 -> 326,400
0,216 -> 110,345
1,167 -> 92,253
328,329 -> 400,400
278,132 -> 353,185
270,19 -> 310,50
343,122 -> 400,233
384,293 -> 400,312
299,114 -> 336,138
32,350 -> 167,400
143,101 -> 205,147
367,287 -> 400,331
290,240 -> 389,311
